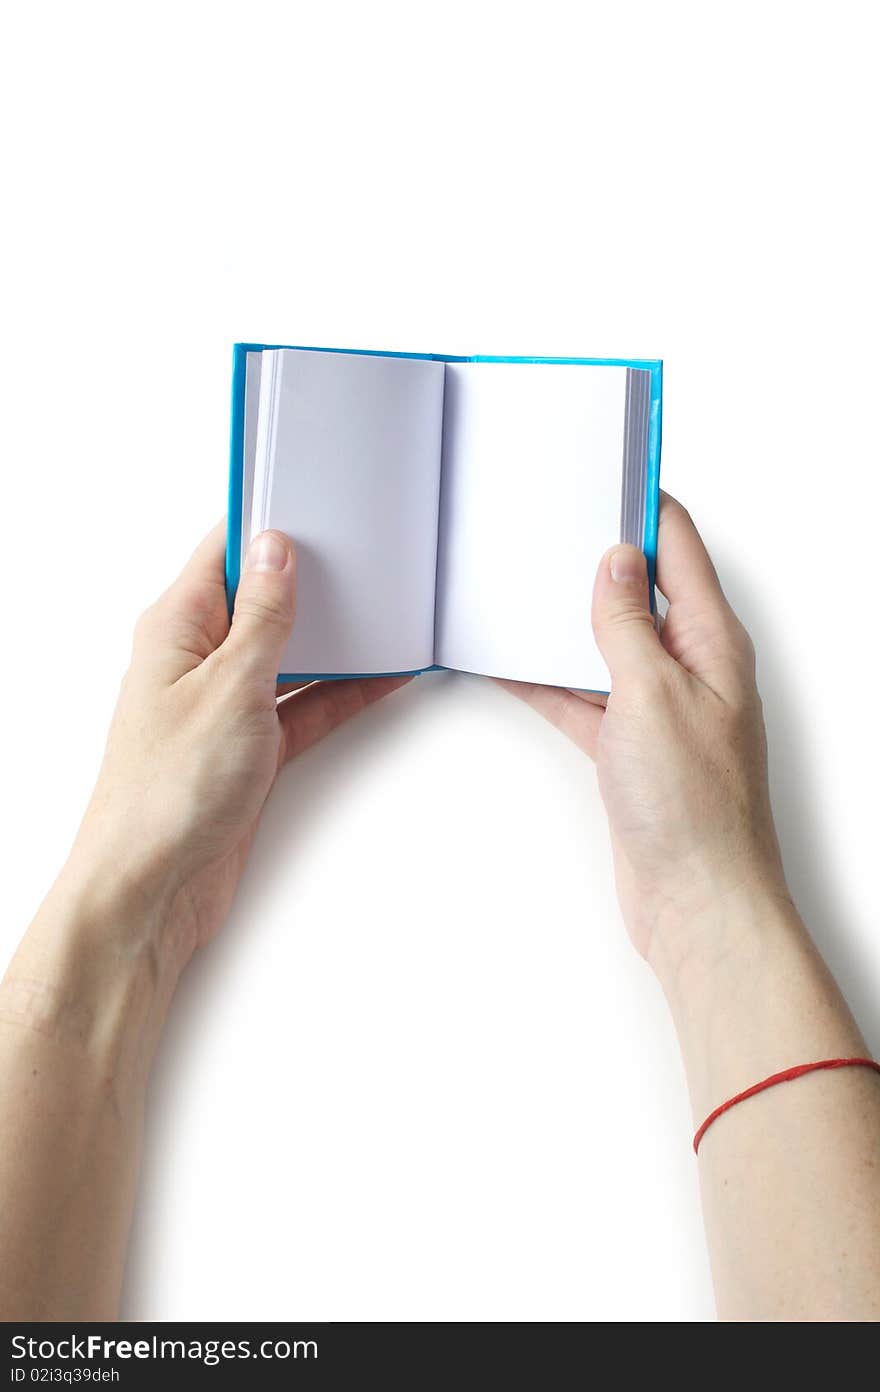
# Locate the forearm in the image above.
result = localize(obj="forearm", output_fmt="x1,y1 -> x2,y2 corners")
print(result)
652,885 -> 880,1321
0,854 -> 183,1319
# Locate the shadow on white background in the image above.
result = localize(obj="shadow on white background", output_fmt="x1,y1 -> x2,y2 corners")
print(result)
718,548 -> 880,1056
122,557 -> 879,1321
123,673 -> 711,1321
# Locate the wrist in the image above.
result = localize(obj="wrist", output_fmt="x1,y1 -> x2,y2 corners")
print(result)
1,852 -> 186,1093
646,877 -> 867,1125
645,865 -> 797,1000
73,796 -> 190,913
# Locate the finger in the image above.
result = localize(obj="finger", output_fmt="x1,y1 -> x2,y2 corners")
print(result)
277,680 -> 311,699
135,520 -> 231,681
654,493 -> 753,689
655,492 -> 727,614
591,545 -> 666,684
177,518 -> 228,591
278,674 -> 413,765
166,518 -> 231,645
496,678 -> 603,760
223,531 -> 297,687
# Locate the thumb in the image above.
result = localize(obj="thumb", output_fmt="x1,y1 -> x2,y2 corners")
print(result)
592,544 -> 663,682
226,530 -> 297,679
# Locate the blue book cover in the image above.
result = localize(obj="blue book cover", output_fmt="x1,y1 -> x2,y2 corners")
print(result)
227,344 -> 662,690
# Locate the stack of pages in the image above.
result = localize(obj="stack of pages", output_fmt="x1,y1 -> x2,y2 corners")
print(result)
228,346 -> 662,691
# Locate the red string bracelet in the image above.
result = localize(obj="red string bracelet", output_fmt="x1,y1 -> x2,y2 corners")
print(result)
693,1057 -> 880,1155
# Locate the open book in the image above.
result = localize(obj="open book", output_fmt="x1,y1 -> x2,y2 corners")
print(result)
227,345 -> 662,692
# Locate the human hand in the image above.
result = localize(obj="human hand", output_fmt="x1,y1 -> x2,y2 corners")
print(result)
502,493 -> 790,967
70,523 -> 410,967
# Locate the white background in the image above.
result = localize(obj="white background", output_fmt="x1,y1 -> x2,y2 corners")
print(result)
1,2 -> 878,1323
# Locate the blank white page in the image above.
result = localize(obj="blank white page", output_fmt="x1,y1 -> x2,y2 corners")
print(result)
250,349 -> 445,676
434,363 -> 627,690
